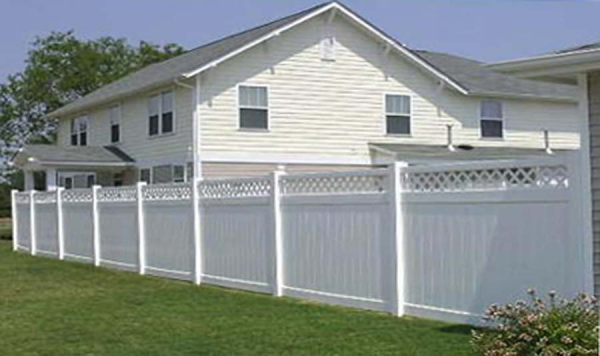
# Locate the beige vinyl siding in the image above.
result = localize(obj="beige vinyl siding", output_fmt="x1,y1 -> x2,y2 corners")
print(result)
57,85 -> 194,166
198,13 -> 580,164
588,71 -> 600,296
202,162 -> 377,179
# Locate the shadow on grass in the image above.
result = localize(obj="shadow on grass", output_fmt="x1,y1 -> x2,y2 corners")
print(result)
436,324 -> 476,336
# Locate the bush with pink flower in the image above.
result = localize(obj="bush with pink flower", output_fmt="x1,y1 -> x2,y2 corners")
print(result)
471,289 -> 598,355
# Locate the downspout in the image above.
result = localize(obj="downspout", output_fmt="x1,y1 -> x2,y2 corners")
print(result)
173,77 -> 201,179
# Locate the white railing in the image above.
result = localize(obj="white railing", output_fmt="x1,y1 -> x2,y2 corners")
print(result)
10,154 -> 587,325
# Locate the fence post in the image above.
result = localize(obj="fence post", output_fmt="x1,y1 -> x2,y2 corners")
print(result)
271,170 -> 285,297
30,190 -> 36,256
11,190 -> 18,251
56,187 -> 65,260
390,162 -> 407,316
92,185 -> 101,267
136,182 -> 147,275
193,178 -> 202,285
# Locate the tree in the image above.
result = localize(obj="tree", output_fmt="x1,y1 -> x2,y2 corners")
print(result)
0,31 -> 185,181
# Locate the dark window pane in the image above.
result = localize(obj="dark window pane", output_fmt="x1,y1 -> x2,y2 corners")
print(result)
149,115 -> 159,136
65,177 -> 73,189
481,120 -> 503,138
140,169 -> 151,184
111,124 -> 120,143
79,132 -> 87,146
386,115 -> 411,135
152,165 -> 172,184
162,112 -> 173,133
71,134 -> 78,146
86,175 -> 95,188
240,108 -> 268,129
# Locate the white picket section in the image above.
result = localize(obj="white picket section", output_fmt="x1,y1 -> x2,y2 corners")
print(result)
10,152 -> 589,325
143,184 -> 195,280
200,177 -> 273,293
33,192 -> 59,256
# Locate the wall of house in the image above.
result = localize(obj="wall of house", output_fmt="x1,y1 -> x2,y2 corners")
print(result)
201,162 -> 378,179
56,85 -> 194,169
588,71 -> 600,296
197,13 -> 580,167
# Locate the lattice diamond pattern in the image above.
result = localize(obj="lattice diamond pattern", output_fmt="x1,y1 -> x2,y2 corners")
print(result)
401,165 -> 568,193
281,173 -> 387,196
143,183 -> 192,201
34,191 -> 57,204
62,189 -> 93,203
97,186 -> 137,202
14,192 -> 30,204
199,179 -> 271,199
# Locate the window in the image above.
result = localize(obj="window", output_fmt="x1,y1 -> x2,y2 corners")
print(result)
239,86 -> 268,130
109,105 -> 121,143
480,100 -> 503,138
385,95 -> 411,135
148,91 -> 174,136
70,116 -> 88,146
113,172 -> 123,187
58,172 -> 95,189
186,162 -> 193,182
173,165 -> 185,183
152,165 -> 172,184
139,169 -> 151,184
321,36 -> 336,61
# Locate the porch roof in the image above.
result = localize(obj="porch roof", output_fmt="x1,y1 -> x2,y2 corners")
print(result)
369,143 -> 571,162
13,144 -> 135,168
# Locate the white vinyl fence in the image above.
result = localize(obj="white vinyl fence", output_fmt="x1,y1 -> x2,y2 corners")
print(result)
10,153 -> 591,324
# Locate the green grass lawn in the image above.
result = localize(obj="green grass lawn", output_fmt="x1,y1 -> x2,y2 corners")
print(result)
0,241 -> 475,355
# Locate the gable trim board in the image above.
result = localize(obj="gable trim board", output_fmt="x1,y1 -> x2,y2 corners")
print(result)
47,2 -> 579,121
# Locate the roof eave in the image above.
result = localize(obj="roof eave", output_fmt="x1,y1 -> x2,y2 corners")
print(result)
468,90 -> 579,104
487,48 -> 600,74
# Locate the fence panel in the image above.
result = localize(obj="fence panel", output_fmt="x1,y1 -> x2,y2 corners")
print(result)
34,192 -> 58,256
15,193 -> 30,251
97,187 -> 138,271
200,178 -> 273,293
280,171 -> 394,311
144,184 -> 194,280
62,189 -> 94,261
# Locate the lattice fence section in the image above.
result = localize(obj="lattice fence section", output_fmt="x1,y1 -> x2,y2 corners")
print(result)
97,186 -> 137,203
62,189 -> 93,203
400,164 -> 569,193
199,178 -> 271,199
143,183 -> 192,202
14,192 -> 30,204
34,191 -> 57,204
281,171 -> 388,196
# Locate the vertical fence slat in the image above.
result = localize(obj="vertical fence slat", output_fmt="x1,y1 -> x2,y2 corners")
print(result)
137,182 -> 147,275
391,162 -> 407,316
11,190 -> 18,251
271,170 -> 285,297
92,185 -> 100,267
29,190 -> 36,256
57,187 -> 65,260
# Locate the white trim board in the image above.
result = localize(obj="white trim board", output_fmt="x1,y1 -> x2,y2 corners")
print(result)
200,152 -> 374,165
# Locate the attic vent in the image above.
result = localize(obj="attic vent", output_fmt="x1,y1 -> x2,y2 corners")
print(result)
321,36 -> 336,61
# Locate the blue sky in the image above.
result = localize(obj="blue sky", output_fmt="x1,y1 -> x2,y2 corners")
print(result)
0,0 -> 599,81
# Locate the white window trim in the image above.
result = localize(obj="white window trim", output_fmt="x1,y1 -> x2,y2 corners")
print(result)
479,100 -> 505,140
70,115 -> 89,146
138,162 -> 190,185
237,84 -> 270,131
383,93 -> 413,137
148,88 -> 176,138
109,104 -> 122,144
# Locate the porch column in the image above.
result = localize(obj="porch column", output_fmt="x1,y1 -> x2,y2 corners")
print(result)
24,170 -> 35,191
45,168 -> 57,191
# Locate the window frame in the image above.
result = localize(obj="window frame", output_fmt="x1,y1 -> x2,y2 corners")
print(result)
58,172 -> 96,189
148,89 -> 176,137
109,104 -> 121,144
139,168 -> 152,184
383,93 -> 413,137
237,84 -> 270,131
479,100 -> 505,140
172,165 -> 185,183
70,115 -> 89,146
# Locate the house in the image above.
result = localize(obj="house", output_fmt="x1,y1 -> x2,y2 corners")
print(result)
13,1 -> 582,191
488,44 -> 598,296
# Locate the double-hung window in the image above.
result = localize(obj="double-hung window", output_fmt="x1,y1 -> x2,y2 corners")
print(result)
239,85 -> 268,130
148,90 -> 174,136
70,116 -> 88,146
109,105 -> 121,143
480,100 -> 504,139
385,94 -> 411,135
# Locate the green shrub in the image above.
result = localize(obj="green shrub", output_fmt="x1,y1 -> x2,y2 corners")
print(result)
472,289 -> 599,355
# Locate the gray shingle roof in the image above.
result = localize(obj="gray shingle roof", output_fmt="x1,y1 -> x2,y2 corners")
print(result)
415,50 -> 578,101
21,144 -> 134,164
49,2 -> 579,119
554,41 -> 600,54
49,2 -> 332,118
